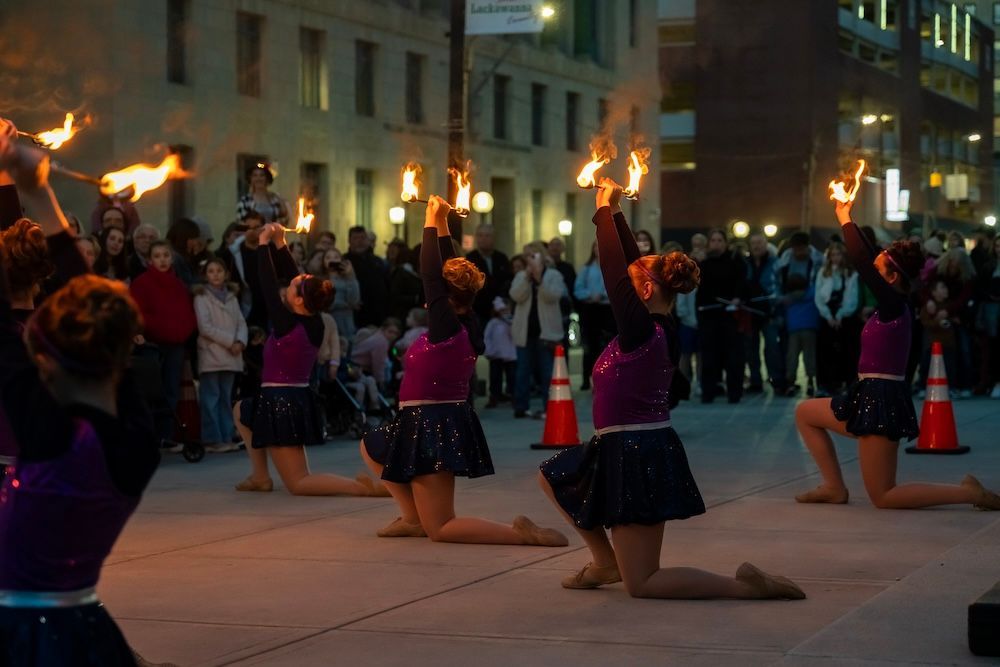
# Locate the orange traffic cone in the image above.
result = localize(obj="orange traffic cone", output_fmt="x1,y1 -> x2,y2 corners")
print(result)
531,345 -> 582,449
906,341 -> 969,455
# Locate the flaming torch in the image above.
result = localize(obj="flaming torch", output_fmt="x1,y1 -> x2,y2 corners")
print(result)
448,166 -> 471,218
284,197 -> 314,234
18,113 -> 81,150
828,159 -> 867,204
622,148 -> 650,201
99,154 -> 184,202
400,163 -> 427,204
576,151 -> 609,189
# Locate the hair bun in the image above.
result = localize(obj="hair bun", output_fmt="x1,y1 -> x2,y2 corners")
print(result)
301,276 -> 336,313
1,219 -> 55,293
660,251 -> 700,294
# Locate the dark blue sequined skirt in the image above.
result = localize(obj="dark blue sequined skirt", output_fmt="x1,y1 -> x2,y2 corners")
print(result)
831,378 -> 919,442
0,604 -> 136,666
363,403 -> 495,483
539,426 -> 706,531
240,386 -> 325,448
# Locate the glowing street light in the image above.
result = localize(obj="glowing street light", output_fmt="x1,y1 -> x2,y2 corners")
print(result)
540,5 -> 556,19
732,221 -> 750,238
558,219 -> 573,236
861,114 -> 879,126
388,206 -> 406,225
763,223 -> 778,238
968,133 -> 982,142
985,215 -> 997,227
471,191 -> 494,214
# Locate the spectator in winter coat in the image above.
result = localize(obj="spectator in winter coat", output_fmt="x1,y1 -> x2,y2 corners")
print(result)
351,318 -> 402,391
128,223 -> 159,281
814,242 -> 859,396
484,296 -> 517,408
345,226 -> 390,328
193,258 -> 248,453
745,234 -> 782,393
509,244 -> 566,418
466,223 -> 513,328
574,240 -> 613,390
129,240 -> 197,444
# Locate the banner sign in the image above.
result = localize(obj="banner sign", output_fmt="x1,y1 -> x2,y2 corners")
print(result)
467,0 -> 546,35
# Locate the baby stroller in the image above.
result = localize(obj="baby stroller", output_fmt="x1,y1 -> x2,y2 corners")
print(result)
319,362 -> 396,440
131,344 -> 205,463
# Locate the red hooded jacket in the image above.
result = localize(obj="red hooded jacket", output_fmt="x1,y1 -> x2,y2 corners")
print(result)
129,267 -> 197,345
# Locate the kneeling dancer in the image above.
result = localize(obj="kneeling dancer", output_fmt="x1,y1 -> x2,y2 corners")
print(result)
539,179 -> 804,599
361,196 -> 567,546
234,223 -> 386,496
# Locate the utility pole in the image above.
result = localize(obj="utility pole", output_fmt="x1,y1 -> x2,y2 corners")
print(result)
447,0 -> 466,239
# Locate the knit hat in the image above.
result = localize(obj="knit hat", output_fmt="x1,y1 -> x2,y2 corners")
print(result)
192,216 -> 214,242
923,237 -> 943,257
492,296 -> 507,312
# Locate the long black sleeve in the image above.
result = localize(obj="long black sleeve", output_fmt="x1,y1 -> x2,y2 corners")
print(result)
258,243 -> 297,336
421,226 -> 461,342
438,235 -> 456,262
271,243 -> 299,282
843,221 -> 904,320
46,231 -> 89,288
613,211 -> 641,265
0,184 -> 22,231
594,207 -> 653,352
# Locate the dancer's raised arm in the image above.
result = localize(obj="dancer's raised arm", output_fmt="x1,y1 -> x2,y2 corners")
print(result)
421,195 -> 462,343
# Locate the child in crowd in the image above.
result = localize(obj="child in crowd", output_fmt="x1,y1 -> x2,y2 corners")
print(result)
397,307 -> 429,354
129,240 -> 197,447
484,296 -> 516,408
351,317 -> 402,391
193,258 -> 248,453
919,279 -> 959,394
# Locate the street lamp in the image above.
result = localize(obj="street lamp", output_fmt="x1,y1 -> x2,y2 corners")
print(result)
540,5 -> 556,19
389,205 -> 406,243
558,219 -> 573,236
968,133 -> 982,142
471,190 -> 494,226
861,114 -> 879,126
763,223 -> 778,238
985,215 -> 997,227
732,221 -> 750,238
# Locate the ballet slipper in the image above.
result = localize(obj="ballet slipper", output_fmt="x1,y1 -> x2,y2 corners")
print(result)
512,515 -> 569,547
235,476 -> 273,492
132,649 -> 180,667
377,517 -> 427,538
736,562 -> 806,600
795,485 -> 849,504
962,475 -> 1000,511
561,562 -> 622,589
356,473 -> 392,497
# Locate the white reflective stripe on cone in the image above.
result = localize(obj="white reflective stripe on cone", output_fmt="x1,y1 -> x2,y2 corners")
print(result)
551,355 -> 569,380
926,383 -> 950,402
549,384 -> 573,401
928,351 -> 947,381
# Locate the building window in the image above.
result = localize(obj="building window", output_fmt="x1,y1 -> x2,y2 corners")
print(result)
236,12 -> 262,97
405,52 -> 425,124
598,98 -> 608,129
566,92 -> 579,151
859,0 -> 876,22
301,162 -> 326,238
236,153 -> 269,201
531,83 -> 546,146
630,105 -> 640,136
168,145 -> 193,223
628,0 -> 638,47
883,0 -> 897,30
355,169 -> 373,229
166,0 -> 188,84
356,41 -> 376,117
573,0 -> 600,63
995,2 -> 1000,25
964,3 -> 976,16
565,192 -> 577,226
531,189 -> 543,242
494,75 -> 509,140
300,28 -> 326,109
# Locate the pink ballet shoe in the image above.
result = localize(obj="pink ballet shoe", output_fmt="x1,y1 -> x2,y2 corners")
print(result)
512,515 -> 569,547
795,485 -> 849,504
561,562 -> 621,589
736,562 -> 806,600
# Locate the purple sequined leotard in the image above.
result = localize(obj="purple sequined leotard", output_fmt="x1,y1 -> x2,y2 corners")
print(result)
592,323 -> 671,430
399,328 -> 477,402
261,322 -> 318,385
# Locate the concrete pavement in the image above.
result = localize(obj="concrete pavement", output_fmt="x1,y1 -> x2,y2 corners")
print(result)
105,384 -> 1000,666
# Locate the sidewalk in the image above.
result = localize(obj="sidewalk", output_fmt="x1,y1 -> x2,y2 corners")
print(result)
106,389 -> 1000,666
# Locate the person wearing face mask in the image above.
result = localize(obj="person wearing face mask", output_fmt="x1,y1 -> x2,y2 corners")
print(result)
695,229 -> 750,404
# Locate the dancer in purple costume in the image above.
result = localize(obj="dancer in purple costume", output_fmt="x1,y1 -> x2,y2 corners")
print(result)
234,223 -> 387,497
0,124 -> 159,666
795,197 -> 1000,510
361,195 -> 567,546
539,179 -> 804,599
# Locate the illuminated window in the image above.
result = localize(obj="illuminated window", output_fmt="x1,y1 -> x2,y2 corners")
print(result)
995,2 -> 1000,24
658,23 -> 695,45
300,28 -> 327,110
355,169 -> 373,230
860,0 -> 876,22
882,0 -> 897,30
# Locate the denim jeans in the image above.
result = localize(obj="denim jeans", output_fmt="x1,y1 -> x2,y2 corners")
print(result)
745,320 -> 783,387
199,371 -> 236,444
514,339 -> 554,413
488,359 -> 516,400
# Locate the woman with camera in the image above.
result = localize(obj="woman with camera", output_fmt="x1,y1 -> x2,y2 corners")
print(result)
309,247 -> 361,340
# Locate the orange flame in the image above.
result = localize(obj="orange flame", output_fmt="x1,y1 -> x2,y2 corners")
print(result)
34,113 -> 79,150
99,154 -> 183,202
401,163 -> 420,202
828,159 -> 867,204
577,151 -> 609,189
293,197 -> 314,234
448,166 -> 471,217
623,149 -> 650,200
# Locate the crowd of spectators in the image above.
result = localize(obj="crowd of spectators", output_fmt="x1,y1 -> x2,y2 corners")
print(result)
15,164 -> 999,451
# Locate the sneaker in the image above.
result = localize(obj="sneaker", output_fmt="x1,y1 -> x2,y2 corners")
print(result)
204,443 -> 239,453
159,439 -> 184,454
991,384 -> 1000,399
